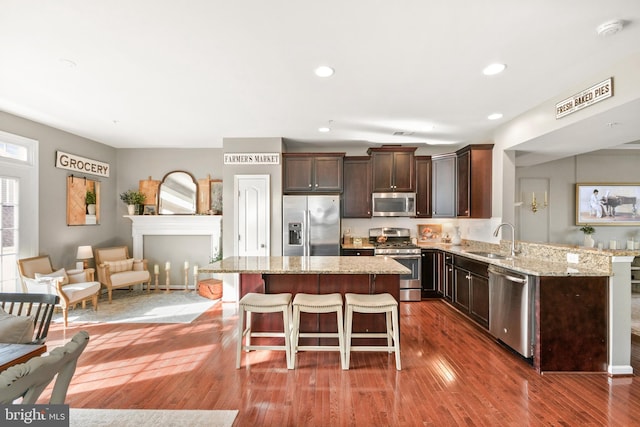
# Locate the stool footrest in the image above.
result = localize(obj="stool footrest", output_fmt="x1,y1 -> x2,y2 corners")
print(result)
348,333 -> 392,339
245,345 -> 288,351
246,332 -> 286,338
348,346 -> 397,352
298,332 -> 341,338
297,345 -> 342,351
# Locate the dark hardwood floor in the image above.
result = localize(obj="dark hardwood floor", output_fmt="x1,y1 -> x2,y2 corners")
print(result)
40,298 -> 640,426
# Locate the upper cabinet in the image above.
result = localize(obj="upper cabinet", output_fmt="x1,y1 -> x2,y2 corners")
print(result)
368,146 -> 416,192
456,144 -> 493,218
431,153 -> 456,218
415,156 -> 432,218
343,156 -> 372,218
283,153 -> 344,193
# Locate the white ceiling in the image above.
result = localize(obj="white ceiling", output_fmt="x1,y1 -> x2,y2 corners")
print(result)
1,1 -> 639,161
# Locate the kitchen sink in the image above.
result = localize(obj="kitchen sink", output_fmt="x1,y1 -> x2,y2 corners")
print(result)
465,251 -> 508,260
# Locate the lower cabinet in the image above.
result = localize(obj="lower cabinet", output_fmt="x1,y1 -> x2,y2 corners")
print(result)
420,249 -> 438,298
452,255 -> 489,329
443,253 -> 454,302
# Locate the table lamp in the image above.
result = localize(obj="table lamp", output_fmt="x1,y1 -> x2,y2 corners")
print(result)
76,245 -> 93,269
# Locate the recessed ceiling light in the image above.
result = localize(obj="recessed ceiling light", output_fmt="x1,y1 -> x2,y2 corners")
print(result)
482,63 -> 506,76
488,113 -> 503,120
318,127 -> 331,133
314,65 -> 334,77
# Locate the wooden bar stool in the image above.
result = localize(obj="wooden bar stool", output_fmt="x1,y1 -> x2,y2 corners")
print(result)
236,292 -> 293,369
291,293 -> 346,369
344,293 -> 401,370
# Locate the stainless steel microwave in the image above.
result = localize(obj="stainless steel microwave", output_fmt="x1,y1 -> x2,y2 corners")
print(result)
372,192 -> 416,217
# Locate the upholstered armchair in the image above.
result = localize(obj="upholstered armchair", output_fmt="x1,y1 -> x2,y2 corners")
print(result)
94,246 -> 150,303
17,255 -> 100,327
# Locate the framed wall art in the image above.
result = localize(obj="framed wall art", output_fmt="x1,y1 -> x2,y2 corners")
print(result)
575,183 -> 640,226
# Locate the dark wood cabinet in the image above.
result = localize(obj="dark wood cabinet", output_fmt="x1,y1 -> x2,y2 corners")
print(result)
420,249 -> 438,298
453,267 -> 471,312
435,251 -> 445,296
535,275 -> 607,373
443,253 -> 454,301
452,255 -> 489,329
367,146 -> 416,192
431,153 -> 456,217
283,153 -> 344,193
415,156 -> 432,217
469,273 -> 489,328
341,248 -> 374,256
342,156 -> 372,217
456,144 -> 493,218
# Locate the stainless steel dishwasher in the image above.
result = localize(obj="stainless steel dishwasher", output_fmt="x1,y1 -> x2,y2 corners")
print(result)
488,266 -> 535,358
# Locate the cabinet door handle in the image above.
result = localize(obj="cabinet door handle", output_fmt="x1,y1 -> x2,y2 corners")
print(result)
308,184 -> 312,188
315,183 -> 318,187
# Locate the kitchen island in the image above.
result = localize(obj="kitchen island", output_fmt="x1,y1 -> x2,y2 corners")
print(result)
201,256 -> 410,346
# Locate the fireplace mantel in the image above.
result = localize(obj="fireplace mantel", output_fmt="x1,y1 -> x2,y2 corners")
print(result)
124,215 -> 222,261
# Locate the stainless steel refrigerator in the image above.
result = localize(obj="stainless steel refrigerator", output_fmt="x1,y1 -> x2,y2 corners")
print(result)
282,195 -> 341,256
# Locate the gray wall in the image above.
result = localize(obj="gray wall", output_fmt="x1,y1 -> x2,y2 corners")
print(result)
115,148 -> 224,284
0,111 -> 118,269
516,149 -> 640,246
221,137 -> 284,258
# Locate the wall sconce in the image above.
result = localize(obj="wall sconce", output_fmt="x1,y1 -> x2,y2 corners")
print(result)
530,192 -> 548,213
76,245 -> 93,269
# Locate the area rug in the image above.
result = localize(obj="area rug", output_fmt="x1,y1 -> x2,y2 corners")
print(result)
53,290 -> 218,324
69,408 -> 238,427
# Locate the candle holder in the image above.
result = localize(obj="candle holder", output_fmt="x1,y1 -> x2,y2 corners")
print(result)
529,191 -> 548,213
193,271 -> 199,295
154,272 -> 159,292
165,270 -> 171,293
184,267 -> 190,292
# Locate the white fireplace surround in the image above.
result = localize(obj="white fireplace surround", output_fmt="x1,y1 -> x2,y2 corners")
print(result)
125,215 -> 222,261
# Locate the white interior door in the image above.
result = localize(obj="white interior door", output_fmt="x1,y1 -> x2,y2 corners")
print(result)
235,175 -> 270,256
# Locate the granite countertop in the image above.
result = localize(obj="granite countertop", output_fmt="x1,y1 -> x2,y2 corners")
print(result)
415,242 -> 612,277
201,256 -> 411,275
341,240 -> 618,277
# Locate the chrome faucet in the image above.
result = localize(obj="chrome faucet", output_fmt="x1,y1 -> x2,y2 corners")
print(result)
493,222 -> 517,257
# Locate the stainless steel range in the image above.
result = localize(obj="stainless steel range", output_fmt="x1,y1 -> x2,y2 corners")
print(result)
369,227 -> 421,302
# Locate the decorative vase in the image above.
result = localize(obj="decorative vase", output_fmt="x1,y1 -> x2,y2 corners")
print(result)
127,204 -> 136,215
87,204 -> 96,215
451,226 -> 462,245
584,235 -> 595,248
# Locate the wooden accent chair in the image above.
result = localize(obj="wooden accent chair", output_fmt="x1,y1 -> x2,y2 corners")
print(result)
94,246 -> 150,303
0,293 -> 59,345
0,330 -> 89,404
17,256 -> 100,327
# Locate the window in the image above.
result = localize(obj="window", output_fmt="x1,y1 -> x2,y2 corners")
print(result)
0,130 -> 37,292
0,178 -> 18,292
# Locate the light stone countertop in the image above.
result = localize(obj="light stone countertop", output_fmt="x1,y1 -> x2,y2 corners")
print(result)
415,242 -> 617,277
200,256 -> 411,275
342,241 -> 619,277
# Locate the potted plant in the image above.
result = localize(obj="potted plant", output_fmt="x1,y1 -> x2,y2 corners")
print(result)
580,224 -> 595,247
85,190 -> 97,215
120,190 -> 146,215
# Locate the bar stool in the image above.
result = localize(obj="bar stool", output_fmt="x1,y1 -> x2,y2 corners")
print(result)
291,293 -> 346,369
344,293 -> 401,370
236,292 -> 293,369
